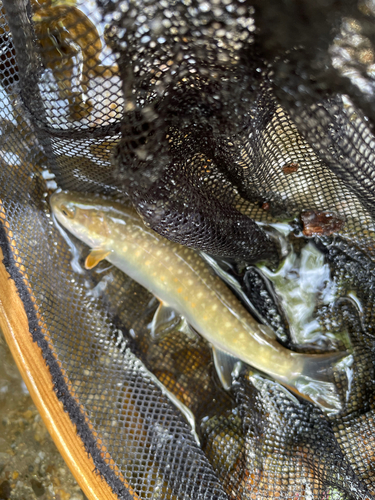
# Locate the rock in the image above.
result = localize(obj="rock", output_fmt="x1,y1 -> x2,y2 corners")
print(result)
0,480 -> 11,499
31,478 -> 45,497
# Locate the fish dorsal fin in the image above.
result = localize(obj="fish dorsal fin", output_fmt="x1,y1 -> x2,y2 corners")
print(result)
149,301 -> 180,339
212,346 -> 242,391
85,249 -> 111,269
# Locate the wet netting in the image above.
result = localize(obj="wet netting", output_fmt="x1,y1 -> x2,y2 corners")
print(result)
1,0 -> 375,498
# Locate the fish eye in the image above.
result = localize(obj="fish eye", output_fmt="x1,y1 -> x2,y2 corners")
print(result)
60,204 -> 75,219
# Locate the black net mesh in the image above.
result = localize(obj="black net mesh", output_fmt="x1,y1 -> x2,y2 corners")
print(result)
1,0 -> 375,498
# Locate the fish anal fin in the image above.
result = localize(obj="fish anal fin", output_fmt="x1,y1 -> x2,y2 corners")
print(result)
212,346 -> 242,391
177,317 -> 198,340
85,249 -> 111,269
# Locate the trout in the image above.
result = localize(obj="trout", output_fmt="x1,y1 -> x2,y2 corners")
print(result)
50,192 -> 351,413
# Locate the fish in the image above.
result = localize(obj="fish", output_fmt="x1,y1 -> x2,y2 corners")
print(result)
50,191 -> 352,413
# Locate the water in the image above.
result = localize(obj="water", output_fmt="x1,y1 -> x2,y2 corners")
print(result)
259,242 -> 348,347
0,330 -> 87,500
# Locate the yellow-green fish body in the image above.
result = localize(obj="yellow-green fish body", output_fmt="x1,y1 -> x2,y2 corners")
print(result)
51,192 -> 349,412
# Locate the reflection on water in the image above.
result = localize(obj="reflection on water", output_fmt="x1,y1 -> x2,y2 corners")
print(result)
259,242 -> 350,348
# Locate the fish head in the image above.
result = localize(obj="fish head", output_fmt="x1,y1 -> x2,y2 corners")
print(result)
50,191 -> 113,249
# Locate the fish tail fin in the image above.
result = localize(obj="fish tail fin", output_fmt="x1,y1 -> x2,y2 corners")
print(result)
291,352 -> 353,414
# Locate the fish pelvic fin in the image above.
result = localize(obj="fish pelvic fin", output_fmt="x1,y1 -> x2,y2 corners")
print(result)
212,346 -> 242,391
85,248 -> 111,269
149,302 -> 181,340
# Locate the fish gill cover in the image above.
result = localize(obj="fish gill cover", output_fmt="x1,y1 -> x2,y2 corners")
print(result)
0,0 -> 375,499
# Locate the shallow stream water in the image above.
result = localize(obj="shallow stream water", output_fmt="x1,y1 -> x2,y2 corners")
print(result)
0,330 -> 87,500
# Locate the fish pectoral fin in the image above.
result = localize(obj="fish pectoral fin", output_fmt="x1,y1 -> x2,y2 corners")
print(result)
85,248 -> 111,269
149,302 -> 181,339
212,346 -> 242,391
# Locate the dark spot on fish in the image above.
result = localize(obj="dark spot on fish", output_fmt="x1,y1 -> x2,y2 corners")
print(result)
0,480 -> 11,500
300,210 -> 345,236
282,162 -> 299,174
